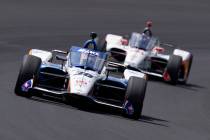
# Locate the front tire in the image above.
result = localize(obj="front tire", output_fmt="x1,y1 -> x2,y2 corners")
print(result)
123,77 -> 147,120
14,55 -> 41,97
165,55 -> 182,85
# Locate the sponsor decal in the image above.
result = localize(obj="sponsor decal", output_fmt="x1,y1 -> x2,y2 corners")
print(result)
78,48 -> 99,56
163,71 -> 171,81
73,72 -> 93,78
123,100 -> 134,115
76,80 -> 87,85
21,79 -> 33,92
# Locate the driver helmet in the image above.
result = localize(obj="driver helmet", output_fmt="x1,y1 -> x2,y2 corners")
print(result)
90,32 -> 97,40
146,20 -> 152,28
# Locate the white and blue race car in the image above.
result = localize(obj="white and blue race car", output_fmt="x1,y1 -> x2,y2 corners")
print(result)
15,46 -> 147,119
104,32 -> 193,84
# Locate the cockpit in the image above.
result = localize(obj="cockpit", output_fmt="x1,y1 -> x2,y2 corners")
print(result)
68,46 -> 107,73
129,32 -> 159,50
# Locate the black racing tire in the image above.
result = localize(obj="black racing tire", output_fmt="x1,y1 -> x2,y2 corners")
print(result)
166,55 -> 182,85
14,55 -> 41,97
62,94 -> 71,105
124,76 -> 147,120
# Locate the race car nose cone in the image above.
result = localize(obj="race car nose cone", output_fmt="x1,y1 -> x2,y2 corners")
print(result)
69,74 -> 95,96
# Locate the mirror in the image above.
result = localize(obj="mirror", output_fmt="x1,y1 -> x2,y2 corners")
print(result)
56,55 -> 67,61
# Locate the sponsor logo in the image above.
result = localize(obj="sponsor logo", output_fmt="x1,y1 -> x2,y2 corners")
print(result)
123,100 -> 134,115
76,80 -> 87,85
21,79 -> 33,92
78,48 -> 99,56
73,72 -> 93,78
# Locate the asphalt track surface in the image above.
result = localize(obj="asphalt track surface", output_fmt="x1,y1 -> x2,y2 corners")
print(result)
0,0 -> 210,139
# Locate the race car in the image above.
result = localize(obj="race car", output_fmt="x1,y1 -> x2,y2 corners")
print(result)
14,46 -> 147,119
104,32 -> 193,84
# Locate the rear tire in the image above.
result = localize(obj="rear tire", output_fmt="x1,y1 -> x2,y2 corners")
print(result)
14,55 -> 41,97
123,77 -> 147,120
166,55 -> 182,84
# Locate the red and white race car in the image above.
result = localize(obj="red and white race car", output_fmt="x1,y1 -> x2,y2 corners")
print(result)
104,32 -> 193,84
